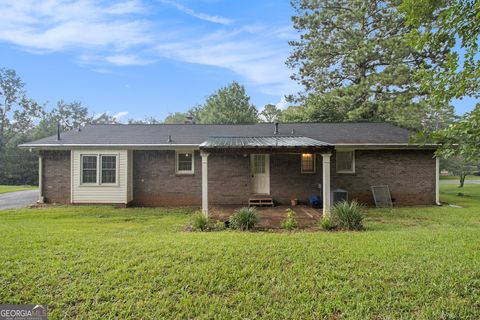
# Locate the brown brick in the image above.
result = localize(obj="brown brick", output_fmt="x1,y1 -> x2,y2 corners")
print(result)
271,149 -> 435,206
332,150 -> 436,206
42,149 -> 436,207
132,150 -> 202,206
41,150 -> 71,204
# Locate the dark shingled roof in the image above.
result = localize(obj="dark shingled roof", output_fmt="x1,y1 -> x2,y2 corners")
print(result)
20,122 -> 417,148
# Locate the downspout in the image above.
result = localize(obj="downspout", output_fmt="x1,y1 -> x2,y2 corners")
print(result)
38,153 -> 44,203
435,156 -> 441,205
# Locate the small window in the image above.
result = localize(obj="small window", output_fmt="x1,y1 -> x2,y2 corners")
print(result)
301,153 -> 316,173
253,154 -> 266,174
176,151 -> 194,174
336,150 -> 355,173
81,155 -> 97,184
101,155 -> 117,184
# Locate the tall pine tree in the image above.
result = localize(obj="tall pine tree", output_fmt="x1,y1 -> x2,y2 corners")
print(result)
285,0 -> 450,128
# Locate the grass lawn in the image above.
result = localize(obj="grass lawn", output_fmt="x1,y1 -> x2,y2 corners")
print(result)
440,175 -> 479,180
1,186 -> 480,319
0,185 -> 37,194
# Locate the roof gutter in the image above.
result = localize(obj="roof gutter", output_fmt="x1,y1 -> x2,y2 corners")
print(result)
18,143 -> 439,150
18,143 -> 200,150
334,143 -> 438,150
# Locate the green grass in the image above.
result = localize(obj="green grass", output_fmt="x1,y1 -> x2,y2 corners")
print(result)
0,185 -> 37,194
1,186 -> 480,319
440,175 -> 478,180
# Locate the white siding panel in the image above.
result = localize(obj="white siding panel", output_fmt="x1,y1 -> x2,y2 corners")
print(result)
72,150 -> 128,204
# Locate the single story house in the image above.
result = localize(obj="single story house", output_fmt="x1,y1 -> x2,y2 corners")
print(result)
20,122 -> 440,214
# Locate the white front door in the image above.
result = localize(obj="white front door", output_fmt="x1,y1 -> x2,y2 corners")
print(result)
251,154 -> 270,194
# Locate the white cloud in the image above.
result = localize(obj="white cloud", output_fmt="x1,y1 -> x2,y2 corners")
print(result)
275,96 -> 288,109
155,27 -> 299,95
159,0 -> 233,25
0,0 -> 298,97
113,111 -> 129,120
0,0 -> 152,52
104,54 -> 153,66
93,111 -> 129,122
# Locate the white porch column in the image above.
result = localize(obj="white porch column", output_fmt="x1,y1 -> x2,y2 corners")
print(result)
38,154 -> 44,203
435,156 -> 440,205
322,153 -> 332,215
201,151 -> 209,216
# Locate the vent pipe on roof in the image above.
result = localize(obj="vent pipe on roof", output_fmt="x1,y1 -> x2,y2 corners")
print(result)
291,128 -> 295,135
56,123 -> 61,141
274,122 -> 279,135
167,135 -> 172,143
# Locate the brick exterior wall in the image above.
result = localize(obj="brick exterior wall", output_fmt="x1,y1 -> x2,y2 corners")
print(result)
270,153 -> 323,204
208,153 -> 250,205
132,150 -> 251,206
132,150 -> 202,206
40,150 -> 71,204
270,149 -> 436,206
332,150 -> 436,206
42,148 -> 436,207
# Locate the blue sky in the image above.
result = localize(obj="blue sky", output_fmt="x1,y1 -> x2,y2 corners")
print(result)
0,0 -> 475,121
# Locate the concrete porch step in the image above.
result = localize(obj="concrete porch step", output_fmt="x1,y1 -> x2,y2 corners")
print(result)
249,196 -> 274,207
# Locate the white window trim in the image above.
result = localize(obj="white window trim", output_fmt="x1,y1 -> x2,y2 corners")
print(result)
336,149 -> 355,174
100,154 -> 119,185
176,150 -> 195,174
80,154 -> 99,186
301,153 -> 316,174
80,153 -> 119,186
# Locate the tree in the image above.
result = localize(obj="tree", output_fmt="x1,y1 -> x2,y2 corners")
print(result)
50,100 -> 91,130
401,0 -> 480,105
163,112 -> 188,124
422,105 -> 480,162
196,82 -> 258,124
441,156 -> 478,188
0,68 -> 25,143
128,116 -> 162,124
402,0 -> 480,157
260,104 -> 282,122
0,69 -> 46,185
286,0 -> 448,128
91,113 -> 118,124
11,97 -> 45,134
421,103 -> 457,133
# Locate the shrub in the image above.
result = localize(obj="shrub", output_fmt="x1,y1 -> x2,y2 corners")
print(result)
319,216 -> 336,231
191,212 -> 208,231
229,207 -> 258,231
281,208 -> 298,230
213,220 -> 226,231
331,200 -> 364,231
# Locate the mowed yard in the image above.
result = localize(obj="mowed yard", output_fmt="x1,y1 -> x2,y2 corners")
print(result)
1,186 -> 480,319
0,185 -> 37,194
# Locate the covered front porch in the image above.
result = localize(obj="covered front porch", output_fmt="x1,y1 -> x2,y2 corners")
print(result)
199,135 -> 335,216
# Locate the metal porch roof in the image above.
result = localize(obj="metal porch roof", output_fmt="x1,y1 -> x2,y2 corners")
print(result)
199,136 -> 331,148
